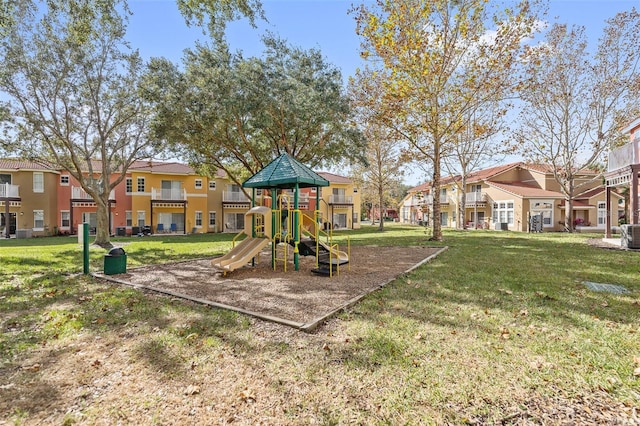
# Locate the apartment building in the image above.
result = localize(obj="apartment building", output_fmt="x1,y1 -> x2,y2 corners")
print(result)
400,162 -> 621,232
1,158 -> 360,237
1,159 -> 59,238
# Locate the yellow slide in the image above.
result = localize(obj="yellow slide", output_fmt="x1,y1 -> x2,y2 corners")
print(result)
317,239 -> 349,264
211,237 -> 270,273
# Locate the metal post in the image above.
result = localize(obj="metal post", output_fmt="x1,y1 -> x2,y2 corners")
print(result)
83,222 -> 89,274
294,184 -> 299,271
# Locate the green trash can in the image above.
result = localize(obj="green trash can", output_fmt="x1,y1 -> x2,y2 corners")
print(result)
104,247 -> 127,275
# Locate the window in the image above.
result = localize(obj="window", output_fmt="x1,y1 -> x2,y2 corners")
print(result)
33,172 -> 44,193
531,200 -> 553,227
195,211 -> 203,227
137,177 -> 145,192
598,202 -> 606,226
209,181 -> 216,190
125,211 -> 132,227
60,175 -> 70,186
0,173 -> 11,184
161,180 -> 182,199
61,211 -> 70,227
493,201 -> 514,225
209,211 -> 216,227
137,211 -> 145,227
34,210 -> 44,230
126,178 -> 132,193
195,179 -> 203,189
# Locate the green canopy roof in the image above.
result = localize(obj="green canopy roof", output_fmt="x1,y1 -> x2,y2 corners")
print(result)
242,153 -> 330,189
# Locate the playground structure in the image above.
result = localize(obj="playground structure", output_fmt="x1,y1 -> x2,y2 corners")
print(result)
210,154 -> 350,276
210,206 -> 272,273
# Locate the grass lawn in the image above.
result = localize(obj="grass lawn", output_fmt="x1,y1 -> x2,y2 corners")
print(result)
1,225 -> 639,424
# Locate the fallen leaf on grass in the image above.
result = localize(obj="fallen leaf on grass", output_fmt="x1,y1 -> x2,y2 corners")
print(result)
529,360 -> 555,370
184,385 -> 200,396
500,328 -> 510,339
633,368 -> 640,377
91,359 -> 101,368
238,388 -> 255,403
322,343 -> 331,351
21,363 -> 40,372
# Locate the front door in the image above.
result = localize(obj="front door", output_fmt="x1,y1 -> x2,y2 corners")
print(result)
1,212 -> 16,236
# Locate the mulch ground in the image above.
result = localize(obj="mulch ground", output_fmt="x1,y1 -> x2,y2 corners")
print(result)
97,245 -> 446,330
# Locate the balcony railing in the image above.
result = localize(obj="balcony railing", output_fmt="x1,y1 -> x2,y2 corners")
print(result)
329,194 -> 353,204
608,140 -> 640,172
465,191 -> 487,203
223,191 -> 250,203
72,186 -> 115,200
151,187 -> 187,201
280,191 -> 310,203
0,183 -> 19,198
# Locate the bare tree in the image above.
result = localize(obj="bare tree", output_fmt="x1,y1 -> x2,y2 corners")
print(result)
444,103 -> 506,228
515,13 -> 640,231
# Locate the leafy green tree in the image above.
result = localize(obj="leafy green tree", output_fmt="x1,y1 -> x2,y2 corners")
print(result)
144,36 -> 366,188
351,0 -> 542,240
515,13 -> 640,232
0,0 -> 161,247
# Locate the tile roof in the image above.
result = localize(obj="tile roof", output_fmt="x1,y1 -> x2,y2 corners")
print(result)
0,158 -> 58,171
316,171 -> 352,184
575,187 -> 604,199
487,181 -> 563,198
408,182 -> 431,193
523,163 -> 599,175
558,200 -> 595,208
129,161 -> 196,175
466,162 -> 522,181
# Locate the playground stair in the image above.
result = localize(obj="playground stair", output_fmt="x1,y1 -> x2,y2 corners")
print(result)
296,238 -> 349,276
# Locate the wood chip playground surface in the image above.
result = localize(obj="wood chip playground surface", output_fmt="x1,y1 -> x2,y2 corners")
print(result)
96,245 -> 446,331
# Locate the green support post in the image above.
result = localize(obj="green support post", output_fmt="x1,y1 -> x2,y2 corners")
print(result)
83,222 -> 89,274
293,183 -> 299,271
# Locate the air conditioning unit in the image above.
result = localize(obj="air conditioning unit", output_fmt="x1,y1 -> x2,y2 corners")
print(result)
494,222 -> 508,231
620,224 -> 640,249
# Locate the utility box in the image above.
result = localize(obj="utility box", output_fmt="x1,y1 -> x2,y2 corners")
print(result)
621,224 -> 640,249
104,247 -> 127,275
16,229 -> 32,239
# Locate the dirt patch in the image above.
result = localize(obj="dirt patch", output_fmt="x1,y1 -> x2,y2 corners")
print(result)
98,245 -> 445,329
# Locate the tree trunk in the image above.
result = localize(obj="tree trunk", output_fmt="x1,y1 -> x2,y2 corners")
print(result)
565,198 -> 573,233
378,186 -> 385,232
94,195 -> 112,248
431,141 -> 443,241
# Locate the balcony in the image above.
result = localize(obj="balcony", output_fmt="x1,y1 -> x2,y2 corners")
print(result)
72,186 -> 115,200
151,187 -> 187,201
280,191 -> 309,204
329,194 -> 353,204
464,191 -> 487,206
223,191 -> 250,203
0,183 -> 20,198
608,139 -> 640,172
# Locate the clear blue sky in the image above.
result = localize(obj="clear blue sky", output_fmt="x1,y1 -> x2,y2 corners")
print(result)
127,0 -> 640,82
126,0 -> 640,184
